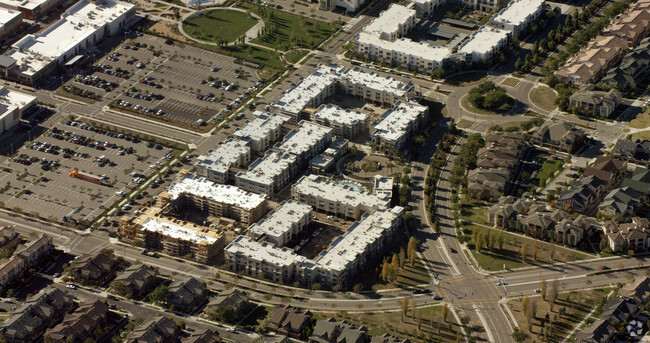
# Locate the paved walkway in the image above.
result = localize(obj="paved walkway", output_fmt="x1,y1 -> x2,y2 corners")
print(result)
177,8 -> 265,47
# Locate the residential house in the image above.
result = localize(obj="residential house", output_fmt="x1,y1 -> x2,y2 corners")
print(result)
613,139 -> 650,166
0,226 -> 19,252
168,276 -> 209,313
532,122 -> 585,153
604,7 -> 650,46
554,215 -> 599,246
183,329 -> 222,343
487,196 -> 529,230
111,264 -> 159,297
0,288 -> 75,343
602,37 -> 650,92
206,288 -> 250,321
268,306 -> 313,339
45,300 -> 110,343
70,252 -> 116,286
518,209 -> 567,240
0,256 -> 25,289
555,35 -> 628,86
620,276 -> 650,304
467,169 -> 510,200
576,318 -> 615,343
15,234 -> 53,267
126,316 -> 181,343
583,156 -> 627,190
371,334 -> 411,343
621,167 -> 650,199
598,187 -> 642,218
569,86 -> 621,117
309,318 -> 368,343
603,217 -> 650,252
557,175 -> 606,213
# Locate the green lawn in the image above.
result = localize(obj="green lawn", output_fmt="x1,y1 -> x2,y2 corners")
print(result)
632,130 -> 650,139
460,206 -> 487,224
395,257 -> 432,288
501,77 -> 520,88
460,94 -> 514,115
630,110 -> 650,129
284,49 -> 309,64
182,9 -> 258,43
198,43 -> 285,69
445,71 -> 487,86
464,224 -> 591,271
241,2 -> 337,51
535,157 -> 563,188
530,86 -> 558,112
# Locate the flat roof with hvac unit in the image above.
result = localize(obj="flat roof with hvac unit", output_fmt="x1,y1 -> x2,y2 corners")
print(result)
441,18 -> 477,30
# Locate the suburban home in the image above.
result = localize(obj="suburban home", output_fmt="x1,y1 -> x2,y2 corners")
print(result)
612,139 -> 650,166
206,288 -> 250,321
183,329 -> 222,343
0,288 -> 75,342
371,334 -> 411,343
0,226 -> 19,252
602,37 -> 650,92
554,215 -> 599,246
309,318 -> 368,343
268,306 -> 314,339
518,209 -> 566,240
603,217 -> 650,253
620,276 -> 650,304
126,316 -> 181,343
0,256 -> 25,289
532,122 -> 585,153
555,35 -> 628,86
621,167 -> 650,199
569,86 -> 621,117
70,252 -> 116,286
576,318 -> 615,343
45,300 -> 110,343
583,156 -> 627,190
112,264 -> 159,297
467,169 -> 510,200
487,196 -> 529,230
168,276 -> 209,313
598,187 -> 642,218
14,234 -> 53,267
557,175 -> 606,213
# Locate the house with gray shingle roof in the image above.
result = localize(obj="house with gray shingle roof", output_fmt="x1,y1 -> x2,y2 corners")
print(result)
168,276 -> 208,313
532,121 -> 585,153
309,317 -> 367,343
112,264 -> 159,298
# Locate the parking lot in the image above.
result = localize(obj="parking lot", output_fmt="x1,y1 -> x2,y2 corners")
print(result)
61,33 -> 263,128
0,118 -> 175,226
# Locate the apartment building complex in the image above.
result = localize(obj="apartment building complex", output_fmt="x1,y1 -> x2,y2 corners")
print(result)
370,100 -> 428,151
165,176 -> 267,227
247,200 -> 313,247
0,0 -> 135,85
292,174 -> 390,220
311,103 -> 368,138
232,111 -> 290,153
195,139 -> 250,184
489,0 -> 545,38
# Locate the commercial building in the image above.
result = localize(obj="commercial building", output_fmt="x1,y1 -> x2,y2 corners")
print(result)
274,64 -> 414,118
0,0 -> 135,85
233,111 -> 290,153
292,174 -> 390,220
0,8 -> 21,38
247,200 -> 313,247
370,100 -> 428,152
195,139 -> 250,184
165,176 -> 267,226
489,0 -> 545,38
0,0 -> 62,19
119,206 -> 227,264
0,86 -> 37,135
311,103 -> 368,138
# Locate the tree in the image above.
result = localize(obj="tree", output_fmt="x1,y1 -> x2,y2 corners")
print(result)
540,279 -> 547,301
401,296 -> 409,321
441,303 -> 449,322
381,260 -> 390,282
110,280 -> 129,296
148,285 -> 169,305
399,247 -> 406,269
410,299 -> 417,318
209,305 -> 235,323
512,327 -> 528,343
522,296 -> 529,317
498,231 -> 504,250
476,232 -> 483,253
550,243 -> 556,260
416,309 -> 423,330
407,237 -> 417,265
521,243 -> 528,262
532,242 -> 538,261
548,279 -> 559,304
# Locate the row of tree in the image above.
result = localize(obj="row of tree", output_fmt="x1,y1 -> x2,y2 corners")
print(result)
448,133 -> 485,191
380,237 -> 419,283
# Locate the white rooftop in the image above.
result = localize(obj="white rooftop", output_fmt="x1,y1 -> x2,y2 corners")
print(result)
356,31 -> 450,63
139,219 -> 218,244
275,120 -> 332,157
313,103 -> 368,127
7,0 -> 133,76
233,111 -> 289,143
293,174 -> 390,209
363,3 -> 415,37
0,86 -> 36,119
0,7 -> 20,28
492,0 -> 545,26
372,100 -> 426,142
458,26 -> 510,55
226,235 -> 305,267
167,176 -> 266,210
237,150 -> 297,188
248,200 -> 312,240
341,67 -> 412,97
195,139 -> 249,177
275,64 -> 342,115
316,207 -> 403,272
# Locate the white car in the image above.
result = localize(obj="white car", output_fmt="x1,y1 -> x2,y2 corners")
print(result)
66,284 -> 76,289
116,190 -> 125,196
226,328 -> 235,332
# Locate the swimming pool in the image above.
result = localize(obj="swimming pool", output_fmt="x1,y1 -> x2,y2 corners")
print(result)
337,182 -> 362,192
